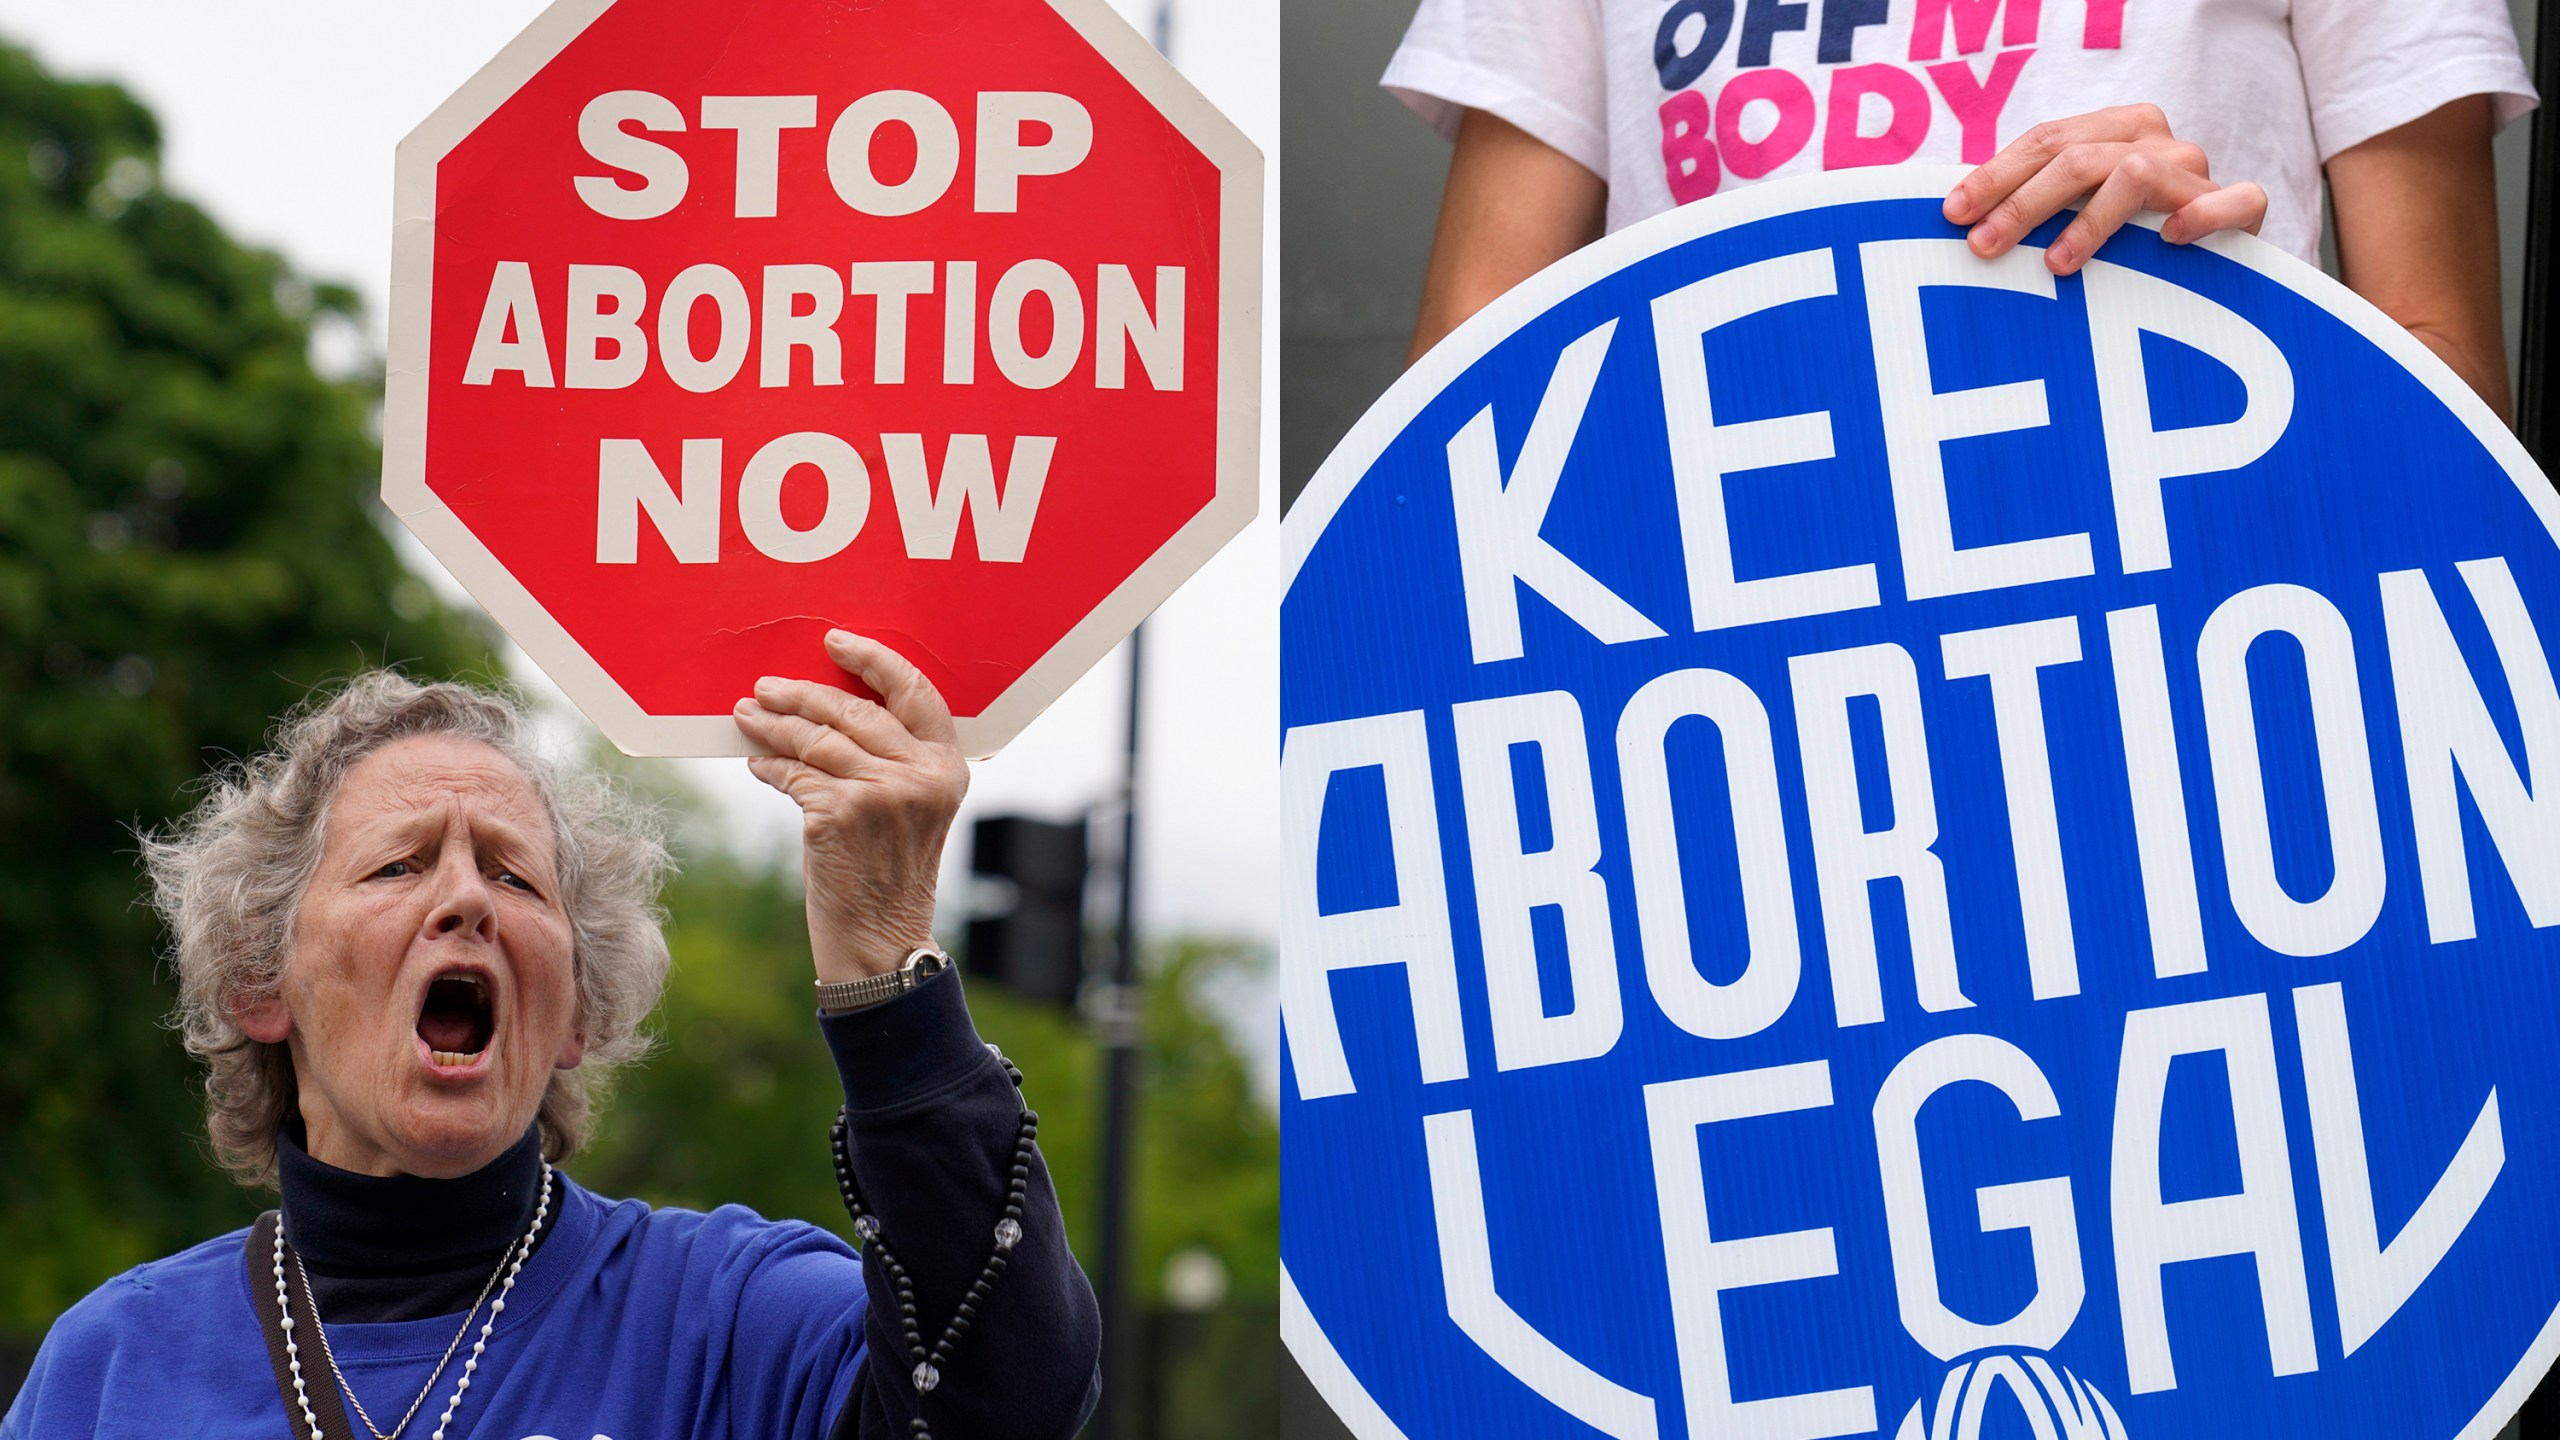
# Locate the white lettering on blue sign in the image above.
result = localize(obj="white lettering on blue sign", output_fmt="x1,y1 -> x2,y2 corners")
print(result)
1282,169 -> 2560,1440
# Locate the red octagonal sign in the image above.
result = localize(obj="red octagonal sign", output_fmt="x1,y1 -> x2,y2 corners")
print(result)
386,0 -> 1261,755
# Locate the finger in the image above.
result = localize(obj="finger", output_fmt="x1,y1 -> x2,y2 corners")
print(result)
747,752 -> 822,800
825,630 -> 958,746
1966,140 -> 2121,257
2044,151 -> 2216,273
752,674 -> 917,759
734,699 -> 873,780
1945,103 -> 2171,225
2161,180 -> 2267,244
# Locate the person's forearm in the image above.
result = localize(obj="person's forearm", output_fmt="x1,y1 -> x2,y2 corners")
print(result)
2326,95 -> 2511,423
1409,108 -> 1606,364
823,976 -> 1100,1440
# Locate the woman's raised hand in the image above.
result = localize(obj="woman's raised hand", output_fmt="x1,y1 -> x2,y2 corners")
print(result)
1943,103 -> 2268,275
735,631 -> 971,980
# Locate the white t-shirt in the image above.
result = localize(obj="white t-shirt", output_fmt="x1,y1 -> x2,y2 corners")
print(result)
1383,0 -> 2536,261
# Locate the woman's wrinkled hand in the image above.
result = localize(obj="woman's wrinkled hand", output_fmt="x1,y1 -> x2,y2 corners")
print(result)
1943,103 -> 2268,275
734,630 -> 969,980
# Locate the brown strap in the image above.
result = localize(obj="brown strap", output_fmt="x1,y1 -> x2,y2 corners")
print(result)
246,1211 -> 362,1440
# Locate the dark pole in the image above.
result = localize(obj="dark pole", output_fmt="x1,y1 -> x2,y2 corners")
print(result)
2520,0 -> 2560,469
1091,624 -> 1145,1439
1096,14 -> 1170,1436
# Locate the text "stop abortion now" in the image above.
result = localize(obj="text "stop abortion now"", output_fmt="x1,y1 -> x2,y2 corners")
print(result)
454,87 -> 1187,568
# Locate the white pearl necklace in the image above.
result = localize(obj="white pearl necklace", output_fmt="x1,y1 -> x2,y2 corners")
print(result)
272,1160 -> 554,1440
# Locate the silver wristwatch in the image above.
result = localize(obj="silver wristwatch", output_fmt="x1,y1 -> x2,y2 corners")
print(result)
815,945 -> 953,1014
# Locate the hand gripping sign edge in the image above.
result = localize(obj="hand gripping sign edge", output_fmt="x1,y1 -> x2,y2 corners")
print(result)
1278,164 -> 2560,1440
382,0 -> 1263,759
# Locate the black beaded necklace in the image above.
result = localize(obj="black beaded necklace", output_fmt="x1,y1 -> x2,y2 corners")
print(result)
831,1048 -> 1039,1440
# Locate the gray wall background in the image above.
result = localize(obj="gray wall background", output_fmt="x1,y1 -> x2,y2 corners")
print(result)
1280,0 -> 1454,510
1275,0 -> 2545,1432
1283,0 -> 2544,514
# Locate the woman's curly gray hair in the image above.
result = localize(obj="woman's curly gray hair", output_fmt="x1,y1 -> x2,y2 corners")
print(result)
144,672 -> 675,1186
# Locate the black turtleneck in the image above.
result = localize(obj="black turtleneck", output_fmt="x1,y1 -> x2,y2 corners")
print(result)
278,1120 -> 550,1323
266,968 -> 1102,1439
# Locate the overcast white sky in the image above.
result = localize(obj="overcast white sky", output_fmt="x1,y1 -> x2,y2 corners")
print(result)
0,0 -> 1282,954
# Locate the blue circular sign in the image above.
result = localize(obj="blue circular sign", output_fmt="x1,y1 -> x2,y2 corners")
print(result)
1281,168 -> 2560,1440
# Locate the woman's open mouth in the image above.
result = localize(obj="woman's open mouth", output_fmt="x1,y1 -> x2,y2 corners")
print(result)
417,972 -> 496,1069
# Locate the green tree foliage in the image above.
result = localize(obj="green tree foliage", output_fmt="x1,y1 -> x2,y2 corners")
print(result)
1129,936 -> 1280,1307
0,40 -> 492,1336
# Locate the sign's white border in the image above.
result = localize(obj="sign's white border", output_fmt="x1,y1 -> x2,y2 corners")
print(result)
1277,163 -> 2560,1440
383,0 -> 1264,758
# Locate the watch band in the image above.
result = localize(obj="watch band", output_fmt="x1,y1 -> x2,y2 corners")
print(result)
815,944 -> 953,1014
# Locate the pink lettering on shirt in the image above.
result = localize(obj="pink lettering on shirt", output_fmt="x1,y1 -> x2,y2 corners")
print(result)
1715,68 -> 1818,179
1822,63 -> 1933,169
1926,47 -> 2034,162
1660,89 -> 1721,202
2083,0 -> 2126,48
1909,0 -> 2043,61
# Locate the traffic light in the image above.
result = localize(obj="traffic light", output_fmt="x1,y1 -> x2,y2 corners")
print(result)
964,814 -> 1090,1007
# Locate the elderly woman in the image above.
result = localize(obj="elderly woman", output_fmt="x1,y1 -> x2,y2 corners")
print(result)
0,632 -> 1098,1440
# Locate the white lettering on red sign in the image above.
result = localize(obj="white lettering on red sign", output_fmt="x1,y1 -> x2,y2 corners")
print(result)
457,90 -> 1187,574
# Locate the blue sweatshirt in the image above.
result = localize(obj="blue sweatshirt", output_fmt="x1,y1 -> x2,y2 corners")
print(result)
0,969 -> 1100,1439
